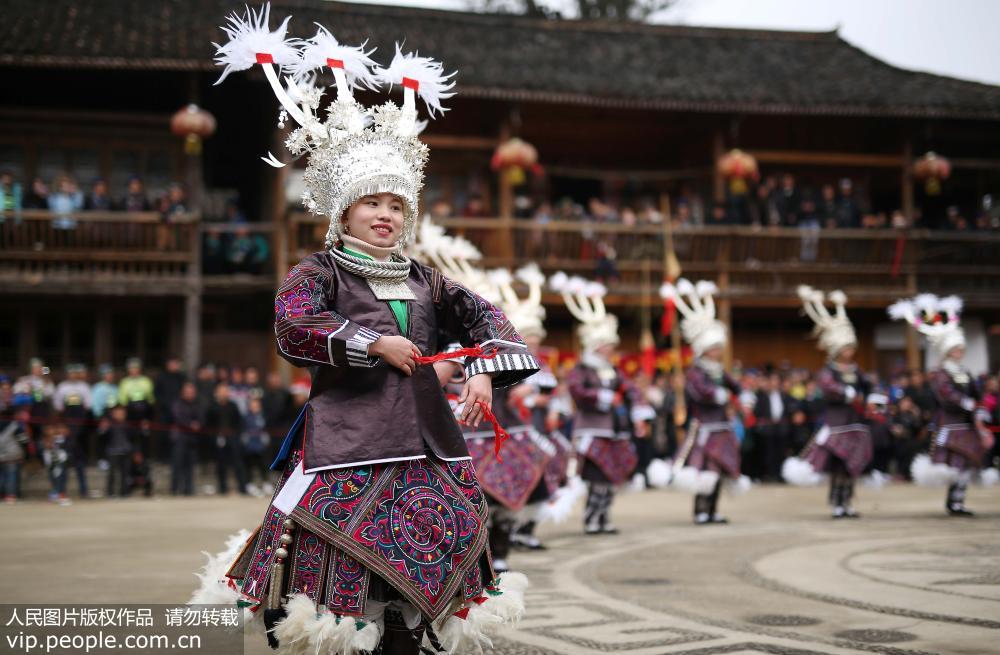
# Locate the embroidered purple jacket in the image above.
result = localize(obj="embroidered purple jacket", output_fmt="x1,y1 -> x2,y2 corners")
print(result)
275,251 -> 539,472
818,364 -> 869,427
685,364 -> 740,424
929,367 -> 978,426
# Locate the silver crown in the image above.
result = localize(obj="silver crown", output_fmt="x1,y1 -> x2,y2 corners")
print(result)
212,3 -> 455,250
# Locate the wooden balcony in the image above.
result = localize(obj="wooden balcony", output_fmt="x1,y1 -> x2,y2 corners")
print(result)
289,213 -> 1000,308
3,210 -> 998,307
0,209 -> 200,296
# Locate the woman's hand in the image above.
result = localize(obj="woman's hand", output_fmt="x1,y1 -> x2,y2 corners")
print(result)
460,373 -> 493,428
433,360 -> 464,387
370,336 -> 421,376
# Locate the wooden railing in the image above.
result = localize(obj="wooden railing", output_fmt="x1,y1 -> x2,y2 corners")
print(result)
4,210 -> 997,304
289,213 -> 1000,304
0,210 -> 199,289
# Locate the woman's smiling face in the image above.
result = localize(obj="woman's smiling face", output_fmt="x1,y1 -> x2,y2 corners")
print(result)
343,192 -> 406,248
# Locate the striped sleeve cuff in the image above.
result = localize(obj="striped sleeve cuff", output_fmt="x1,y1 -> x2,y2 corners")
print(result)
464,350 -> 540,388
346,326 -> 381,368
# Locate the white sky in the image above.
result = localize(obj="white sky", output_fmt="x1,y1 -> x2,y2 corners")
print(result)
340,0 -> 1000,86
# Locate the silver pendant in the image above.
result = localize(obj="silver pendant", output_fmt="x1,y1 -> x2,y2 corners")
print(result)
367,277 -> 416,301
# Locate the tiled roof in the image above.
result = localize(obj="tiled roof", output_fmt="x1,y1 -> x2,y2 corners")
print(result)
4,0 -> 1000,119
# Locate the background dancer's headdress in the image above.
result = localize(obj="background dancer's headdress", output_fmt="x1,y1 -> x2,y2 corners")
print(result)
411,218 -> 500,302
550,272 -> 618,352
489,265 -> 547,340
213,3 -> 456,250
659,279 -> 726,358
797,286 -> 858,358
888,293 -> 965,360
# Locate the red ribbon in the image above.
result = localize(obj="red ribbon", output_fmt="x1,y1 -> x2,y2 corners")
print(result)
326,58 -> 345,69
414,345 -> 498,365
446,396 -> 512,462
477,401 -> 511,462
255,53 -> 274,64
402,77 -> 420,91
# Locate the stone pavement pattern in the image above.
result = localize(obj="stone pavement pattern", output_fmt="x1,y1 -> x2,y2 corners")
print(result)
5,483 -> 998,655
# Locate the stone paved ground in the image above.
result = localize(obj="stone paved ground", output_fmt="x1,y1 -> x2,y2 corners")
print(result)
4,482 -> 998,655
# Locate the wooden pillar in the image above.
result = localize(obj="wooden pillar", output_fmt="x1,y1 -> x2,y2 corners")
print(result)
18,312 -> 37,373
183,216 -> 202,373
717,242 -> 733,369
94,309 -> 113,366
902,139 -> 915,224
182,292 -> 201,374
905,271 -> 920,370
712,129 -> 725,204
494,115 -> 515,262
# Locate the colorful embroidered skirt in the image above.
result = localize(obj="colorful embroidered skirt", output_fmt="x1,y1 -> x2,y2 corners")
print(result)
932,423 -> 986,471
687,425 -> 741,479
581,437 -> 638,486
542,432 -> 573,496
226,449 -> 496,621
466,427 -> 551,512
804,423 -> 873,478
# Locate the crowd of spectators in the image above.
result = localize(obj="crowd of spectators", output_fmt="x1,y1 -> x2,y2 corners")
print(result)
0,357 -> 308,505
3,354 -> 998,506
0,171 -> 190,221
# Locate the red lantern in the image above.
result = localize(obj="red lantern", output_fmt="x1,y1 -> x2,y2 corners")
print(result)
717,149 -> 759,195
171,104 -> 217,155
491,137 -> 543,185
913,151 -> 951,196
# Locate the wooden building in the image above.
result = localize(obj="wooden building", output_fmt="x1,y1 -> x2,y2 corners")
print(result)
2,0 -> 1000,376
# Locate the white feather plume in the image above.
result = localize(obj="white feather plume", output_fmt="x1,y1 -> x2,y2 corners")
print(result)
887,299 -> 914,321
515,263 -> 545,286
295,25 -> 381,92
676,278 -> 695,296
646,459 -> 673,488
781,456 -> 823,486
584,281 -> 607,298
671,467 -> 719,495
910,453 -> 960,486
796,285 -> 814,301
827,290 -> 848,306
488,268 -> 513,286
659,282 -> 677,300
535,476 -> 586,524
726,474 -> 753,495
914,293 -> 939,315
565,276 -> 588,294
213,3 -> 302,85
376,43 -> 457,118
937,295 -> 963,316
548,271 -> 569,292
187,530 -> 252,606
695,280 -> 718,297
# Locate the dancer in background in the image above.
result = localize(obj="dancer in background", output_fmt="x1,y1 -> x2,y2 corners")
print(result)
552,273 -> 640,535
661,279 -> 749,525
783,287 -> 872,519
889,294 -> 997,515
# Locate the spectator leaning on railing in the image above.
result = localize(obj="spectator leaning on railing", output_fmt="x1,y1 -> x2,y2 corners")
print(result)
0,170 -> 23,220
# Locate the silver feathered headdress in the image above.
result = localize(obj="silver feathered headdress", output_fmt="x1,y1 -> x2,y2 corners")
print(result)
490,264 -> 547,340
212,3 -> 456,250
797,286 -> 858,358
659,278 -> 727,358
887,293 -> 965,360
550,272 -> 618,352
